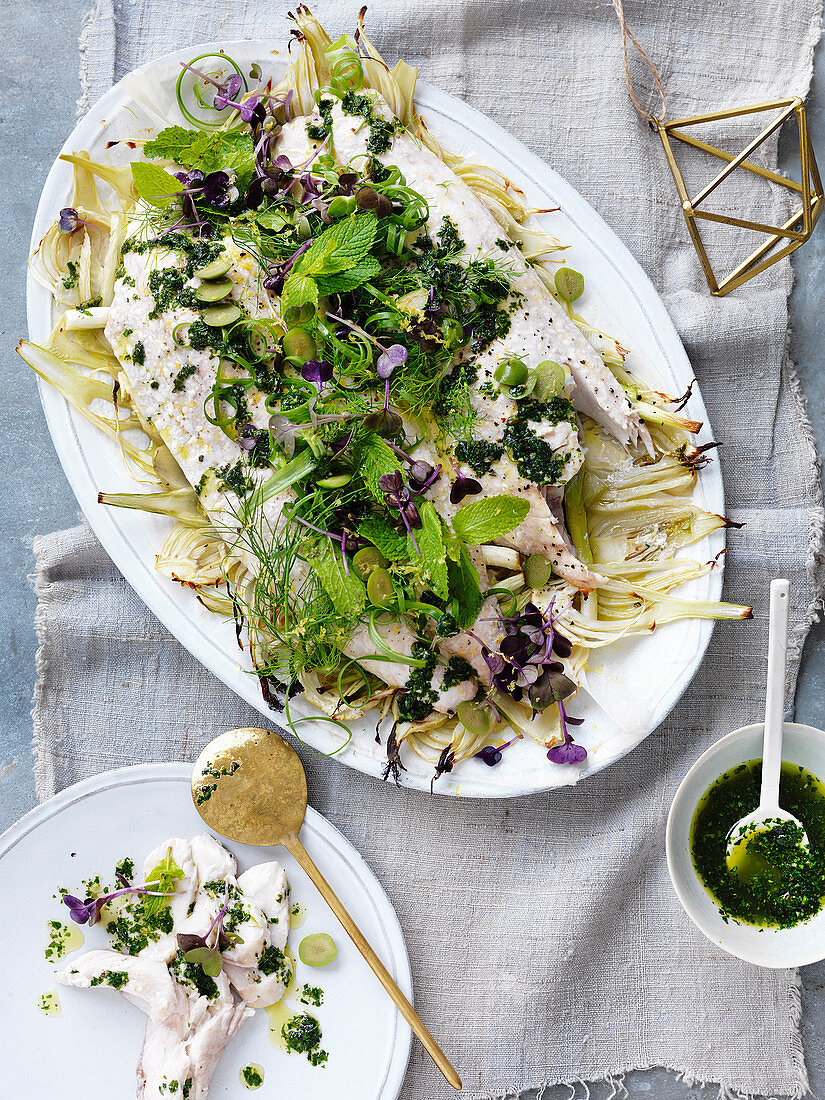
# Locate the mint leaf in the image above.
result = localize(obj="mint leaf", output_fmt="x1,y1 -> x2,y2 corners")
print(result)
408,502 -> 449,600
143,847 -> 184,916
447,544 -> 484,628
131,161 -> 180,209
358,517 -> 407,560
310,546 -> 366,617
296,212 -> 378,277
144,125 -> 211,165
354,436 -> 402,502
452,495 -> 530,544
144,126 -> 255,176
254,206 -> 292,233
315,256 -> 382,294
281,272 -> 319,314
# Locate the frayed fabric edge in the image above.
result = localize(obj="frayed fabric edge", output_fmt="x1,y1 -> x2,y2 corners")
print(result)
77,0 -> 115,118
31,533 -> 59,803
468,1039 -> 809,1100
783,347 -> 825,669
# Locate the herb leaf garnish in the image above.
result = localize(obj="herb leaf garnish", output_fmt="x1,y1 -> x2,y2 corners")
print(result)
130,161 -> 180,209
310,544 -> 367,617
452,495 -> 530,544
143,125 -> 255,178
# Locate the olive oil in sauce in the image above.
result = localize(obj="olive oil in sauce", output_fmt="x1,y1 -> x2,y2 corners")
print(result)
690,760 -> 825,927
44,920 -> 84,962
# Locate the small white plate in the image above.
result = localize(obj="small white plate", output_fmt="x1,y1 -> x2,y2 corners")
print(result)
0,764 -> 412,1097
667,722 -> 825,968
28,40 -> 726,796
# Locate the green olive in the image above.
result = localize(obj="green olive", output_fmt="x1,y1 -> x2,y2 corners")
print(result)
555,267 -> 585,303
195,278 -> 233,303
283,302 -> 316,327
523,553 -> 552,589
456,701 -> 493,736
327,195 -> 356,219
296,215 -> 312,240
441,318 -> 465,349
494,357 -> 528,387
366,567 -> 394,607
316,473 -> 353,490
533,359 -> 566,400
192,255 -> 231,279
202,303 -> 242,327
352,546 -> 389,580
282,327 -> 317,362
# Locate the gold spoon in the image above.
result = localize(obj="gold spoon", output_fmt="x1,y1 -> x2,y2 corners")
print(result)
191,727 -> 462,1091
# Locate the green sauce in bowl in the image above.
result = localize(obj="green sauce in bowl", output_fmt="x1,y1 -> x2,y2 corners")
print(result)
690,760 -> 825,928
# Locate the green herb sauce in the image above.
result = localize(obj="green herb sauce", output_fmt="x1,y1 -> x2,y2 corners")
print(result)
503,397 -> 576,485
443,655 -> 475,689
281,1012 -> 329,1067
90,969 -> 129,989
397,642 -> 438,722
690,760 -> 825,927
298,983 -> 324,1007
240,1064 -> 264,1089
340,91 -> 402,155
173,364 -> 197,392
148,268 -> 199,319
258,943 -> 290,981
454,439 -> 503,476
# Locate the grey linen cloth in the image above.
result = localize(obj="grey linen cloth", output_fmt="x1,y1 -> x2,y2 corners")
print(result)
32,0 -> 825,1096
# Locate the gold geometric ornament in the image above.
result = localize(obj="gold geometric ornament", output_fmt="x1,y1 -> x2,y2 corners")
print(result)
611,0 -> 823,296
655,100 -> 823,296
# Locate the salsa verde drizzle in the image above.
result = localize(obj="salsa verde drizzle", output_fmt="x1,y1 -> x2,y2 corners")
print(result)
690,760 -> 825,927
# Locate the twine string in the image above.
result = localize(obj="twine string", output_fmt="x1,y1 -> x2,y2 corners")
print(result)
611,0 -> 667,125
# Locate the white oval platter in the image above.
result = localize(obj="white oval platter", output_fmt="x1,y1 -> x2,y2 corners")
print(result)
27,41 -> 725,797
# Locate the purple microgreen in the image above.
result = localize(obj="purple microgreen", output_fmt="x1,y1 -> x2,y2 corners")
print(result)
211,72 -> 243,108
200,170 -> 238,208
329,428 -> 354,457
546,701 -> 587,764
62,874 -> 177,926
355,186 -> 393,218
238,423 -> 268,452
269,414 -> 299,459
58,208 -> 93,234
176,879 -> 236,977
300,359 -> 333,391
449,459 -> 483,504
363,409 -> 402,436
290,515 -> 344,543
376,344 -> 407,380
378,471 -> 422,551
375,344 -> 407,425
474,737 -> 517,767
264,239 -> 312,293
179,60 -> 226,91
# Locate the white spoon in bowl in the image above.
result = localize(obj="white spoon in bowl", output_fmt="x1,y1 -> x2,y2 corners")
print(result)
726,579 -> 808,866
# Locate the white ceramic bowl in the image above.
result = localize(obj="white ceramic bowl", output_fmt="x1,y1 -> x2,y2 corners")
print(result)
667,722 -> 825,967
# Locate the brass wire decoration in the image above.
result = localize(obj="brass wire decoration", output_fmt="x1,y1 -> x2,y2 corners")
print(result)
611,0 -> 823,296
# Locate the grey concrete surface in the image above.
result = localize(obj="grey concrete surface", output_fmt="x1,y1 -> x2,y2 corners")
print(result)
2,3 -> 825,1096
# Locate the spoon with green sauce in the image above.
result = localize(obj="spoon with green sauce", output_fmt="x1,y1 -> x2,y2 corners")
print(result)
726,579 -> 809,868
191,727 -> 462,1091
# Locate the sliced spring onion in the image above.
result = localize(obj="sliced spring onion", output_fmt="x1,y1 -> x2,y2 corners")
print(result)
63,306 -> 110,330
562,470 -> 593,565
240,451 -> 316,521
367,610 -> 428,667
